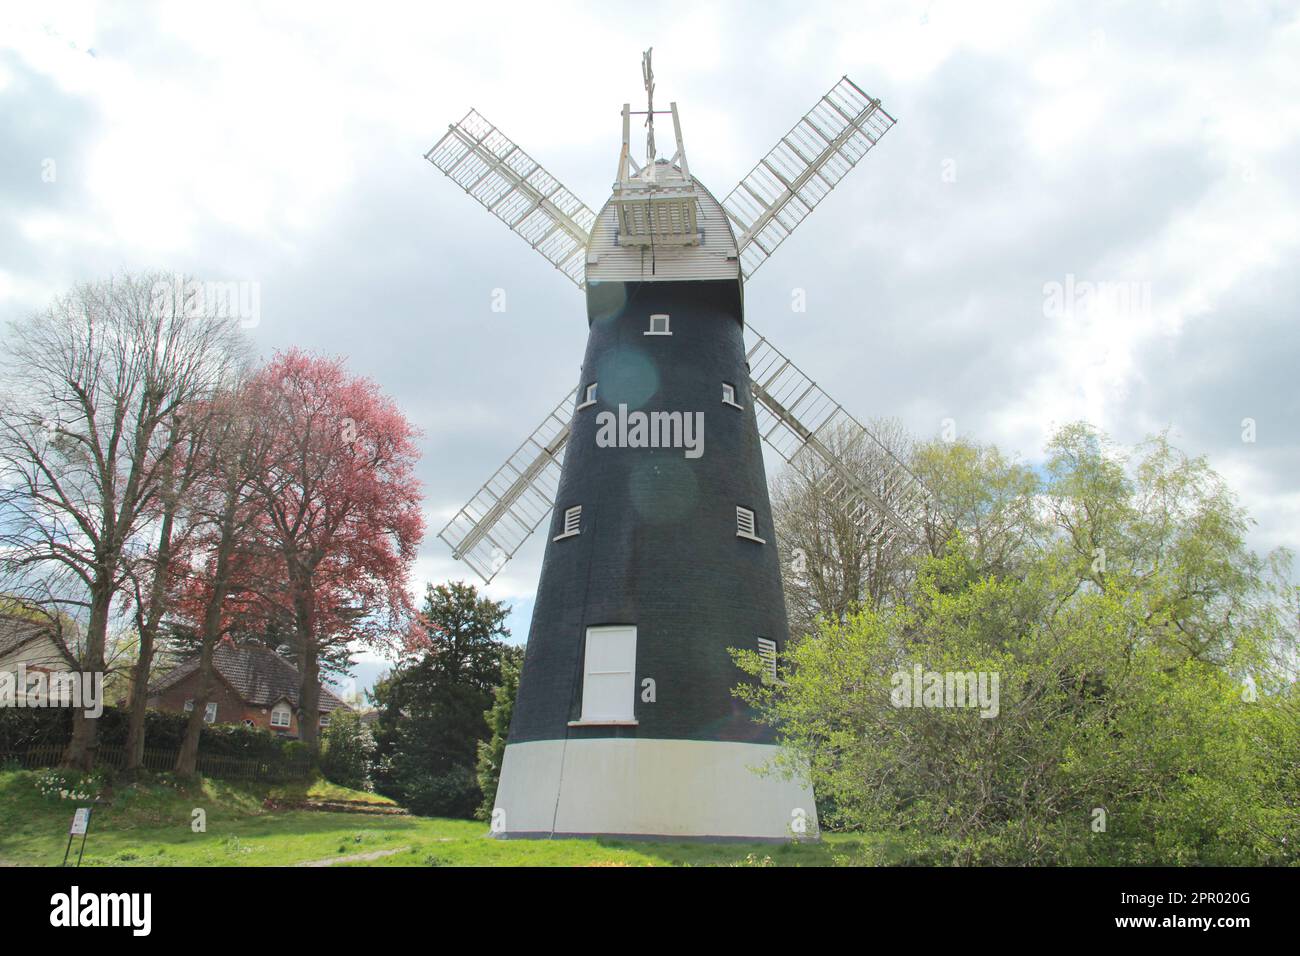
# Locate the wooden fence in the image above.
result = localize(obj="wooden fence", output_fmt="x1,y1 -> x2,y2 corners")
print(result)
10,743 -> 314,782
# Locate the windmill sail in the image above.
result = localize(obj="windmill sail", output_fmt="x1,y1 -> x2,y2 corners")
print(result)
437,388 -> 577,584
722,77 -> 896,279
426,110 -> 597,287
745,325 -> 930,541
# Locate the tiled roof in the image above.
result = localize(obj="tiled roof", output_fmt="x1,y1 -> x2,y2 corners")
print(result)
0,613 -> 78,667
150,641 -> 349,713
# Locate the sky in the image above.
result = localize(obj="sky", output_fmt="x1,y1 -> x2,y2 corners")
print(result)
3,1 -> 1298,687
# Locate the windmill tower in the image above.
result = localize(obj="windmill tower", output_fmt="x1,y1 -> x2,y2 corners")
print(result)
426,52 -> 929,840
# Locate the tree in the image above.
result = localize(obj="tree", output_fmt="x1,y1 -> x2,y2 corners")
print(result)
773,420 -> 1041,640
169,384 -> 271,777
409,582 -> 513,691
737,424 -> 1299,865
475,647 -> 522,820
772,419 -> 917,638
320,708 -> 374,791
1042,425 -> 1263,664
911,437 -> 1042,579
246,351 -> 423,754
121,412 -> 212,773
370,582 -> 512,817
0,274 -> 247,769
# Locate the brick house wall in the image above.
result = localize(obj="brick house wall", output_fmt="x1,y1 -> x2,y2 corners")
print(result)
147,671 -> 323,737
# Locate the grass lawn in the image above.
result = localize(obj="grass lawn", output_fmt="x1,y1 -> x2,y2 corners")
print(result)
0,769 -> 895,867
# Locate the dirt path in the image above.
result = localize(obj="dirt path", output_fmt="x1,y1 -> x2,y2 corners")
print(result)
294,847 -> 409,867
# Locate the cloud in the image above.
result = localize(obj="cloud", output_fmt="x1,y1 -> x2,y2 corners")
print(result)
2,0 -> 1298,624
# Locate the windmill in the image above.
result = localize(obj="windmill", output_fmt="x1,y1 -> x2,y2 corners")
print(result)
426,51 -> 930,840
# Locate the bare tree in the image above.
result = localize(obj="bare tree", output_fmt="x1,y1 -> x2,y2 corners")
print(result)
174,384 -> 269,777
121,413 -> 211,773
772,418 -> 919,639
773,422 -> 1047,640
0,273 -> 248,769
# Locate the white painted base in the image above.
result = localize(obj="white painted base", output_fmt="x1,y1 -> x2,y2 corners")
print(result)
492,737 -> 819,841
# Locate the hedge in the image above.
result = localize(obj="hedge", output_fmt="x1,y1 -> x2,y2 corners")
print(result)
0,705 -> 310,771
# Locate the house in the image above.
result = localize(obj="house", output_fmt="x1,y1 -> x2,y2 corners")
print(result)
0,612 -> 82,708
147,638 -> 350,737
0,612 -> 79,675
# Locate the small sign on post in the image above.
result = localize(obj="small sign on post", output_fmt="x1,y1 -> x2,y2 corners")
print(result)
62,805 -> 96,867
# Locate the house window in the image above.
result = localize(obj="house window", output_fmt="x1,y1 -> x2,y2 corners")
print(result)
722,382 -> 742,408
736,506 -> 766,543
242,719 -> 255,729
203,702 -> 218,724
270,704 -> 292,728
183,698 -> 195,712
577,383 -> 598,410
644,313 -> 671,336
757,638 -> 779,685
320,713 -> 331,729
553,504 -> 582,541
572,625 -> 637,724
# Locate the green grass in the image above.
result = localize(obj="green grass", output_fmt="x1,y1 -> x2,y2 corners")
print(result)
0,769 -> 896,867
266,778 -> 399,806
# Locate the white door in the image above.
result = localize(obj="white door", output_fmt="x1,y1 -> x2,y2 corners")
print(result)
580,625 -> 637,722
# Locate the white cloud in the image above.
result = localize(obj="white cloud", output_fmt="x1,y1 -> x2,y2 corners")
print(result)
3,0 -> 1299,626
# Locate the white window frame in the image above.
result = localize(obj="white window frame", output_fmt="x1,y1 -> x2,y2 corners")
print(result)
757,637 -> 779,685
569,625 -> 639,726
320,713 -> 331,729
553,504 -> 582,541
736,506 -> 766,544
644,313 -> 671,336
576,383 -> 598,410
722,382 -> 742,409
183,698 -> 195,713
203,701 -> 218,724
270,703 -> 292,728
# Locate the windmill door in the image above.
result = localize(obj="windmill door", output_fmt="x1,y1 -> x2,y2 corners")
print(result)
579,626 -> 637,723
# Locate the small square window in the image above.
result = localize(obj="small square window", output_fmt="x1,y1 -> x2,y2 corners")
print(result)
722,383 -> 742,408
577,383 -> 597,410
203,701 -> 218,724
644,313 -> 671,336
183,698 -> 195,713
757,638 -> 778,684
554,504 -> 582,540
736,506 -> 766,543
271,705 -> 292,728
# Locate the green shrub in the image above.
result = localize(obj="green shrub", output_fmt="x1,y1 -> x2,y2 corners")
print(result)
394,764 -> 480,819
738,426 -> 1300,865
0,705 -> 310,774
320,710 -> 373,791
